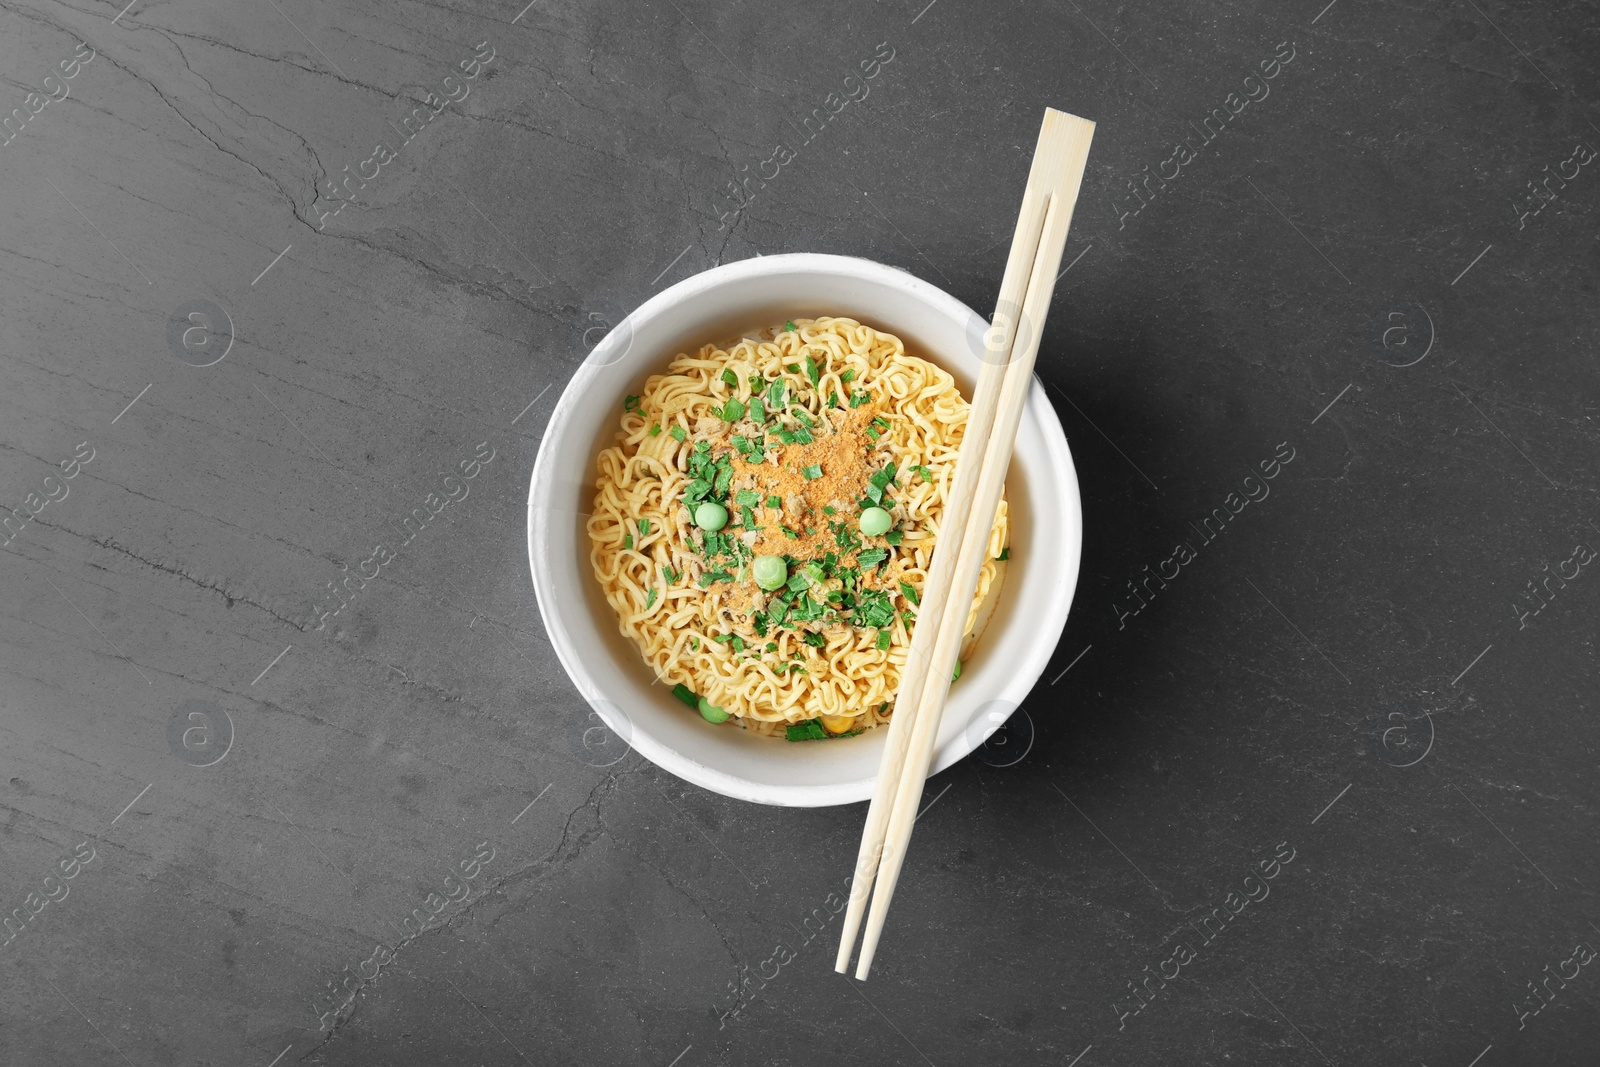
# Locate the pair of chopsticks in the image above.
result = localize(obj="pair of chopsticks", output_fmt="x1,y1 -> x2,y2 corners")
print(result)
835,108 -> 1096,980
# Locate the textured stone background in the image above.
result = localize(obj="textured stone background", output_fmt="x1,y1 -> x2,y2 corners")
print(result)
0,0 -> 1596,1064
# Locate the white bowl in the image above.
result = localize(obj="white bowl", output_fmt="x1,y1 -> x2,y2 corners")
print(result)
527,253 -> 1081,806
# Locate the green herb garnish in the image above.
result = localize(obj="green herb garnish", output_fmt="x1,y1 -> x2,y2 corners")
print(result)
876,629 -> 891,650
670,424 -> 687,442
645,587 -> 657,609
672,682 -> 698,708
852,589 -> 895,628
722,398 -> 745,422
786,719 -> 828,741
899,580 -> 920,606
785,321 -> 796,332
767,495 -> 782,509
996,547 -> 1010,561
802,464 -> 823,480
624,395 -> 641,413
720,368 -> 739,388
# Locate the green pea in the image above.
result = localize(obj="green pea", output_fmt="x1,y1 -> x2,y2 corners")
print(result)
694,501 -> 728,531
859,506 -> 892,537
752,554 -> 788,591
698,696 -> 730,724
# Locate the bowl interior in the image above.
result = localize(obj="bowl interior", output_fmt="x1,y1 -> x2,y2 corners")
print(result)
528,254 -> 1081,805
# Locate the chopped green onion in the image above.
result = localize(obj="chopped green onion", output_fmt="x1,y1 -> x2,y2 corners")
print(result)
823,505 -> 836,516
840,368 -> 856,384
996,547 -> 1010,561
785,321 -> 797,332
623,533 -> 633,550
670,424 -> 687,442
802,631 -> 825,648
849,391 -> 870,408
721,398 -> 745,422
648,423 -> 661,436
802,464 -> 823,480
645,587 -> 657,609
734,490 -> 761,507
885,530 -> 903,546
876,629 -> 891,651
851,589 -> 895,628
638,518 -> 651,536
781,526 -> 800,539
899,580 -> 920,606
720,368 -> 739,388
767,495 -> 782,509
857,547 -> 887,568
786,719 -> 828,741
624,395 -> 641,413
672,682 -> 698,708
805,355 -> 820,387
748,397 -> 766,423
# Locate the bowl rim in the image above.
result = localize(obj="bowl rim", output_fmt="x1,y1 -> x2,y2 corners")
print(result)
527,252 -> 1081,806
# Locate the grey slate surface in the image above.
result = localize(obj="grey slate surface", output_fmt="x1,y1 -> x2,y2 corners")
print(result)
1,0 -> 1596,1064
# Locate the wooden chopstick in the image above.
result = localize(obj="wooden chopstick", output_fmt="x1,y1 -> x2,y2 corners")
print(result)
831,115 -> 1056,976
838,108 -> 1096,980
